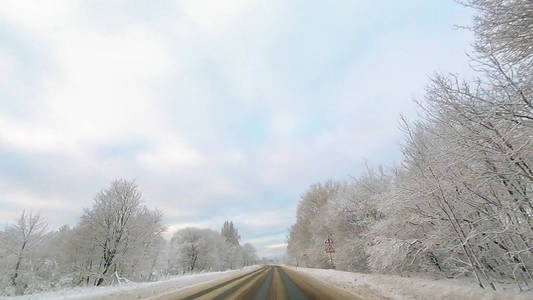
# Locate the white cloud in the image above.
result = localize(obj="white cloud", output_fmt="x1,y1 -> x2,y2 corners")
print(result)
163,220 -> 220,239
0,48 -> 16,86
267,243 -> 287,249
261,243 -> 288,258
1,0 -> 176,141
0,0 -> 474,258
0,180 -> 84,228
138,140 -> 204,170
175,0 -> 254,34
0,1 -> 80,35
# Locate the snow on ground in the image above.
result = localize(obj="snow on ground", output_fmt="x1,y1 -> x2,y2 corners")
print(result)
286,266 -> 533,300
0,266 -> 259,300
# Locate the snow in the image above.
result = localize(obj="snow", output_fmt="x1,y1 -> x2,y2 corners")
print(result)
0,266 -> 259,300
285,266 -> 533,300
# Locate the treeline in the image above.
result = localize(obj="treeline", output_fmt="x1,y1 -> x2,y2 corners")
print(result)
169,221 -> 258,274
0,180 -> 257,296
287,0 -> 533,291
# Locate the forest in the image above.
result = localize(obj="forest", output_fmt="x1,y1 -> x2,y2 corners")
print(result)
0,180 -> 258,296
286,0 -> 533,292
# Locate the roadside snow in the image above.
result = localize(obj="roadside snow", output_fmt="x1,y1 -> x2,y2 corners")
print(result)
286,266 -> 533,300
1,266 -> 259,300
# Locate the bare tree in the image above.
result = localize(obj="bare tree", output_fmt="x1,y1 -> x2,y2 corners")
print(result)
81,179 -> 143,286
286,1 -> 532,290
169,228 -> 226,273
241,243 -> 258,266
2,211 -> 47,294
463,0 -> 533,69
0,182 -> 164,294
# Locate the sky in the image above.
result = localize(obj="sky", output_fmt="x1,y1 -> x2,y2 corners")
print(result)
0,1 -> 475,257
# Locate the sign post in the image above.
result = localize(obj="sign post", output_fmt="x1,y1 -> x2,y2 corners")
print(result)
324,236 -> 335,268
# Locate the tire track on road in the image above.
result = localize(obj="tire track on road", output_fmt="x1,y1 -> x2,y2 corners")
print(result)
148,267 -> 265,300
252,267 -> 273,300
149,265 -> 364,299
276,266 -> 307,300
209,267 -> 269,300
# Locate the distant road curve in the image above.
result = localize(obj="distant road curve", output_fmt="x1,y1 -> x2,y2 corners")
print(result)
148,265 -> 362,300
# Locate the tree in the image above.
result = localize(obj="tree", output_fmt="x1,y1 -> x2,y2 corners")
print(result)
286,2 -> 532,290
76,179 -> 165,286
1,211 -> 47,294
169,228 -> 226,273
287,181 -> 341,269
221,221 -> 240,246
286,173 -> 390,272
219,221 -> 244,269
241,243 -> 258,266
112,207 -> 166,282
0,181 -> 165,295
465,0 -> 533,69
84,179 -> 143,286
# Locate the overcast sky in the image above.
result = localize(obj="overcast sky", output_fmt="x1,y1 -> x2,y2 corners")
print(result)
0,1 -> 474,257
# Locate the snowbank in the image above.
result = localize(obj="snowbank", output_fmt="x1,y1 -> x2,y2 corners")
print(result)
286,266 -> 533,300
1,266 -> 259,300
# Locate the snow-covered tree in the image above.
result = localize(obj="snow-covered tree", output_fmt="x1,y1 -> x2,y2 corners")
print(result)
287,1 -> 533,291
241,243 -> 258,266
66,179 -> 165,286
169,228 -> 224,273
0,182 -> 260,296
169,222 -> 251,273
220,221 -> 244,269
221,221 -> 240,246
0,211 -> 47,295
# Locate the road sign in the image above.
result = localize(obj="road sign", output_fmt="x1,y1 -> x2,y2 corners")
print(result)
324,237 -> 335,254
324,236 -> 335,268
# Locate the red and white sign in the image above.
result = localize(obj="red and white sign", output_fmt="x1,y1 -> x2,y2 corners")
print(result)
324,237 -> 335,254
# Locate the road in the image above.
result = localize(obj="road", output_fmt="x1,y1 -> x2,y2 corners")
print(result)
148,265 -> 361,300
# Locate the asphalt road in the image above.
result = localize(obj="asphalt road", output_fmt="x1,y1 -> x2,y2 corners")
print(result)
149,265 -> 361,300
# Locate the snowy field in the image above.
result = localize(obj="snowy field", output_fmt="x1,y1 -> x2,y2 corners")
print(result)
0,266 -> 259,300
286,266 -> 533,300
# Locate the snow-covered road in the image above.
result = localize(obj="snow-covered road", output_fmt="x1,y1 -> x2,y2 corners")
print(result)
4,265 -> 533,299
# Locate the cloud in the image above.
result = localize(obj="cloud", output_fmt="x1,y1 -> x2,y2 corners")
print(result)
267,243 -> 287,249
0,0 -> 474,258
138,140 -> 204,170
175,0 -> 253,34
261,243 -> 288,258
